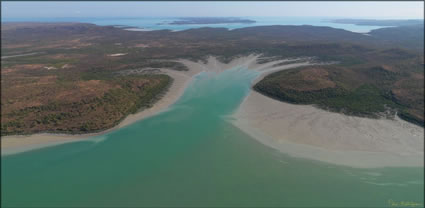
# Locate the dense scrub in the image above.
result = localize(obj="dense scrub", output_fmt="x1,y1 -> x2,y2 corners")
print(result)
1,75 -> 171,135
254,61 -> 424,126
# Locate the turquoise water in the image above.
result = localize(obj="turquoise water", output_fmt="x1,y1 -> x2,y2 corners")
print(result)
2,68 -> 423,207
2,16 -> 386,33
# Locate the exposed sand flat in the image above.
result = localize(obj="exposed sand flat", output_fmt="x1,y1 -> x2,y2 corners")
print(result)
179,56 -> 424,168
1,134 -> 93,156
107,53 -> 127,57
232,91 -> 424,168
178,54 -> 313,75
6,54 -> 420,168
1,52 -> 40,59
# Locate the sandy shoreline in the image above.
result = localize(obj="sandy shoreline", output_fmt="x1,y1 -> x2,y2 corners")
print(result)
232,91 -> 424,168
1,65 -> 201,156
188,55 -> 424,167
3,54 -> 423,169
183,56 -> 424,168
1,54 -> 304,156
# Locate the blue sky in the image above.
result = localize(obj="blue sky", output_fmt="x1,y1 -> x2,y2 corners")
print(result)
2,1 -> 424,19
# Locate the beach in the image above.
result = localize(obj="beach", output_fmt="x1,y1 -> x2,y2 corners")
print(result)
1,54 -> 307,155
3,54 -> 424,207
3,54 -> 424,168
232,90 -> 424,168
176,55 -> 425,168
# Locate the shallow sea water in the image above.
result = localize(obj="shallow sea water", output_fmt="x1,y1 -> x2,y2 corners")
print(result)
2,68 -> 423,207
3,16 -> 388,33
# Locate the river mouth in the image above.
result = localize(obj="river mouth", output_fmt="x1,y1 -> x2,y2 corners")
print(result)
2,59 -> 423,207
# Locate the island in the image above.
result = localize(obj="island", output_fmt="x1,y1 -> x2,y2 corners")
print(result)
161,17 -> 256,25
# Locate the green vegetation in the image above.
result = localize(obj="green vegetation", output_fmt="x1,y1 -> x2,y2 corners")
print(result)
1,22 -> 423,135
1,74 -> 171,135
255,62 -> 423,125
399,110 -> 424,126
317,85 -> 400,117
255,82 -> 402,118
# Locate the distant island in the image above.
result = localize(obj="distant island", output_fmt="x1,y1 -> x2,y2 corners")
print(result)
160,17 -> 256,25
330,19 -> 424,26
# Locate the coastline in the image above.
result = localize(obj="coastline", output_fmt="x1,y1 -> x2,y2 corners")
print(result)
0,55 -> 314,156
3,54 -> 423,169
232,90 -> 424,168
1,66 -> 201,156
0,54 -> 306,156
188,55 -> 424,168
